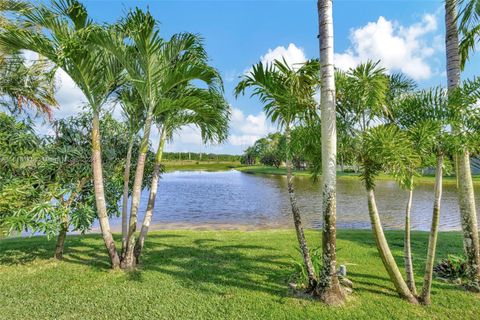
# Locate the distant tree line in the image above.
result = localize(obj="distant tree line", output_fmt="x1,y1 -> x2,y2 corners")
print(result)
163,152 -> 241,162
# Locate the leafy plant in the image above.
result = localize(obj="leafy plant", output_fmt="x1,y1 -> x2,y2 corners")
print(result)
434,255 -> 468,280
289,246 -> 322,288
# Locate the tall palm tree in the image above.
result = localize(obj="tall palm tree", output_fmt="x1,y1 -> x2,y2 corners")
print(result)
0,0 -> 124,268
94,9 -> 223,269
134,86 -> 229,261
235,58 -> 319,289
115,86 -> 145,257
316,0 -> 344,304
445,0 -> 480,289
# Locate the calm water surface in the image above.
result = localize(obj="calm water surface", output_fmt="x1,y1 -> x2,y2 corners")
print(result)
108,170 -> 480,231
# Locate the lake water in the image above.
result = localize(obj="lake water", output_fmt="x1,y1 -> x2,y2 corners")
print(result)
106,170 -> 480,231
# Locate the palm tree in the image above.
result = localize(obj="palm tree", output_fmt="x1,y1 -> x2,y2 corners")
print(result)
337,62 -> 418,303
457,0 -> 480,67
94,9 -> 223,269
0,0 -> 124,267
0,53 -> 57,117
392,88 -> 451,303
115,86 -> 145,257
235,58 -> 319,289
316,0 -> 345,304
384,73 -> 418,295
360,125 -> 420,304
134,86 -> 229,261
445,0 -> 480,289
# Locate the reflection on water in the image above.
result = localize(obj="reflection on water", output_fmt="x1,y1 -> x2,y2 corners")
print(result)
110,170 -> 480,231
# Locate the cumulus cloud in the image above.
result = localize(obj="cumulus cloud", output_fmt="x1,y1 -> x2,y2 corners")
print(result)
259,43 -> 307,68
244,43 -> 308,75
334,14 -> 440,80
53,68 -> 87,118
228,107 -> 274,146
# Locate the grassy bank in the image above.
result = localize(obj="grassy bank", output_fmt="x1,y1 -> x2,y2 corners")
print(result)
163,160 -> 241,172
237,166 -> 480,184
0,230 -> 478,319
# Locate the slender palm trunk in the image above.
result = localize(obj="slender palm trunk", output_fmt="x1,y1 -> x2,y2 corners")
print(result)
445,0 -> 480,288
92,111 -> 120,268
121,137 -> 134,258
317,0 -> 344,305
421,154 -> 443,304
367,188 -> 418,303
134,126 -> 166,262
122,110 -> 154,269
285,126 -> 316,288
404,175 -> 416,295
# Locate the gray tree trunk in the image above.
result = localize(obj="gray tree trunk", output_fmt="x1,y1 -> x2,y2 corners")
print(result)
317,0 -> 344,305
92,111 -> 120,268
421,154 -> 443,304
122,111 -> 154,269
54,220 -> 68,260
285,126 -> 316,288
445,0 -> 480,288
54,178 -> 87,260
367,188 -> 418,303
121,137 -> 134,258
404,175 -> 416,295
134,126 -> 166,262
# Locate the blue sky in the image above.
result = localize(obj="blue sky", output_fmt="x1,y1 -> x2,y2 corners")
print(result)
41,0 -> 480,154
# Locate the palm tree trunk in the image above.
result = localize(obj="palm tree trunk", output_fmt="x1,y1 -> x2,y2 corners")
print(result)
317,0 -> 344,305
457,151 -> 480,287
122,110 -> 154,269
367,188 -> 418,303
121,137 -> 134,258
445,0 -> 480,288
421,154 -> 443,304
92,111 -> 120,268
404,175 -> 416,295
285,126 -> 316,288
134,126 -> 166,262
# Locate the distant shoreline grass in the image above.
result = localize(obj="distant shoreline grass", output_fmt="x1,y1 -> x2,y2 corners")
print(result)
0,229 -> 478,319
163,160 -> 241,172
236,165 -> 480,185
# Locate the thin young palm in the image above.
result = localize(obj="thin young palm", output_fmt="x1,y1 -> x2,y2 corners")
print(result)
94,8 -> 223,268
235,58 -> 319,288
134,86 -> 230,261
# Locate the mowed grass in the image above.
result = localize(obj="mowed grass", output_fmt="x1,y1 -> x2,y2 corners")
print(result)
237,166 -> 480,185
163,160 -> 241,172
0,230 -> 479,319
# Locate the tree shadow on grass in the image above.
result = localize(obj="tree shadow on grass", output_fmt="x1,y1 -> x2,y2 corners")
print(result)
135,233 -> 293,296
0,232 -> 295,298
336,230 -> 468,295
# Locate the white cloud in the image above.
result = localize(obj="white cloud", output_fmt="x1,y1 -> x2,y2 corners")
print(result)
228,107 -> 274,146
244,43 -> 307,75
334,14 -> 440,80
259,43 -> 307,68
53,68 -> 87,118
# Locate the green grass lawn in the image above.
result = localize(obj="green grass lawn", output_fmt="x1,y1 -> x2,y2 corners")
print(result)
0,230 -> 478,319
163,160 -> 241,172
237,166 -> 480,185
